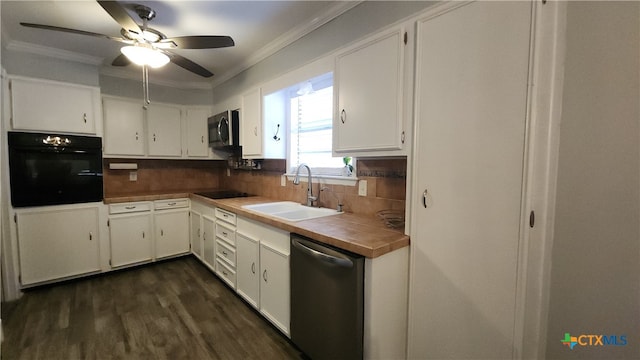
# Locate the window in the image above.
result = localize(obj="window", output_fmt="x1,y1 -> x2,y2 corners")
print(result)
265,72 -> 350,176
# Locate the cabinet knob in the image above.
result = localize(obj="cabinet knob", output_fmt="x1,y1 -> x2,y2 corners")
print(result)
161,229 -> 164,236
142,231 -> 145,238
263,269 -> 268,282
201,135 -> 204,143
251,262 -> 256,274
340,109 -> 346,124
83,113 -> 87,123
135,132 -> 139,141
253,126 -> 258,136
153,133 -> 156,142
89,232 -> 93,241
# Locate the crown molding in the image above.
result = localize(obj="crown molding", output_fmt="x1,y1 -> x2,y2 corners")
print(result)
5,40 -> 104,66
99,66 -> 213,91
210,1 -> 362,87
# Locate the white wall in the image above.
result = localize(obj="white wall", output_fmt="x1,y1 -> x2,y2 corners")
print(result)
545,2 -> 639,359
212,1 -> 434,108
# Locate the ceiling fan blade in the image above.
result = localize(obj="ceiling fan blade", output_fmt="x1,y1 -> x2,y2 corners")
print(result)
111,53 -> 131,66
165,52 -> 213,78
20,22 -> 128,43
97,0 -> 142,37
161,36 -> 235,49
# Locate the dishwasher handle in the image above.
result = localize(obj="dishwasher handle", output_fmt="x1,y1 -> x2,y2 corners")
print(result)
292,238 -> 353,268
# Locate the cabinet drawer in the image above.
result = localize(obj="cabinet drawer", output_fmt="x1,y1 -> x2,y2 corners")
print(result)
216,259 -> 236,288
154,198 -> 189,210
216,208 -> 236,226
216,222 -> 236,245
109,202 -> 152,214
216,240 -> 236,266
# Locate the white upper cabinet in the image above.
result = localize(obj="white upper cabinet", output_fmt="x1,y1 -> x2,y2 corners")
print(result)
185,107 -> 211,157
10,76 -> 99,135
103,96 -> 145,156
241,87 -> 263,158
334,26 -> 406,155
147,103 -> 182,157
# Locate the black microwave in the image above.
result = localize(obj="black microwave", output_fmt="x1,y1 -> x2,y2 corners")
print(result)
208,110 -> 239,149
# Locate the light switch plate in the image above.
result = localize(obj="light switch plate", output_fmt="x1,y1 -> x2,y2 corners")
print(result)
129,171 -> 137,181
358,180 -> 367,196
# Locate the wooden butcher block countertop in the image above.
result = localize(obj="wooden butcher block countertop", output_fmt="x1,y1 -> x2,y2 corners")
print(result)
104,191 -> 409,258
192,195 -> 409,259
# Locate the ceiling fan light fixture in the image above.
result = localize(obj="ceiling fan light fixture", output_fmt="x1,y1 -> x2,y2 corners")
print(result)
120,44 -> 169,68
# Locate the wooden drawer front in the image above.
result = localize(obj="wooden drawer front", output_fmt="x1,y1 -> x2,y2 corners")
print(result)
154,198 -> 189,210
216,222 -> 236,245
216,240 -> 236,267
216,259 -> 236,288
216,208 -> 236,226
109,202 -> 152,214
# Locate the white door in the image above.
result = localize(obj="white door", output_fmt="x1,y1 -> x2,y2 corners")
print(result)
241,87 -> 262,158
202,215 -> 216,268
260,242 -> 290,336
185,107 -> 210,157
190,211 -> 202,259
109,213 -> 153,267
155,210 -> 190,259
103,97 -> 145,156
17,207 -> 100,285
409,2 -> 531,358
236,232 -> 260,309
147,104 -> 182,157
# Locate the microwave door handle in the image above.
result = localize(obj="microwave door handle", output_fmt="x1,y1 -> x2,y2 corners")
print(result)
217,118 -> 224,144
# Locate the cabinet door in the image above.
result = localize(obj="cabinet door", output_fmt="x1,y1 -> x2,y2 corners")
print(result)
11,78 -> 97,134
185,107 -> 210,157
147,103 -> 182,157
109,213 -> 152,267
241,87 -> 262,158
236,232 -> 260,309
190,210 -> 203,259
335,29 -> 404,152
103,97 -> 145,156
155,210 -> 190,259
17,206 -> 100,285
260,242 -> 290,335
202,215 -> 216,268
409,2 -> 531,358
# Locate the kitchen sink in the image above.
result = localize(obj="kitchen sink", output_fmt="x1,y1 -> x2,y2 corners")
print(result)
242,201 -> 343,221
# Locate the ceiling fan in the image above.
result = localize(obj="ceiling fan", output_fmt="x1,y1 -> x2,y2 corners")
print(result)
20,0 -> 235,78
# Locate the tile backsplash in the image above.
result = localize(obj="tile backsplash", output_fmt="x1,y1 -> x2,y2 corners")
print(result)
220,158 -> 407,219
103,157 -> 407,224
103,159 -> 224,197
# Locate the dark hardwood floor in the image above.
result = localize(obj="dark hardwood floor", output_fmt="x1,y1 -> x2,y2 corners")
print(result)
2,256 -> 303,359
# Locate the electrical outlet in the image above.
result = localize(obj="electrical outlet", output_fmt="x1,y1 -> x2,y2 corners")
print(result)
281,175 -> 287,187
358,180 -> 367,196
129,171 -> 137,182
227,168 -> 231,177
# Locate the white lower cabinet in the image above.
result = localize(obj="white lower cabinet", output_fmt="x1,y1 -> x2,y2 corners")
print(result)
202,215 -> 216,268
190,209 -> 203,259
16,205 -> 101,286
236,216 -> 290,336
109,203 -> 153,268
235,232 -> 260,309
215,209 -> 237,288
154,199 -> 190,259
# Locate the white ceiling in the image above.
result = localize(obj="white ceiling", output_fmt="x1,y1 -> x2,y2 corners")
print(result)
1,1 -> 358,88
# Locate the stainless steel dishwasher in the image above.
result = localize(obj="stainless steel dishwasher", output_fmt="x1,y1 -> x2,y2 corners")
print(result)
290,234 -> 364,360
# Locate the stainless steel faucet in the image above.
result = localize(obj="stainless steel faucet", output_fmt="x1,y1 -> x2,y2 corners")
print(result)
293,163 -> 317,207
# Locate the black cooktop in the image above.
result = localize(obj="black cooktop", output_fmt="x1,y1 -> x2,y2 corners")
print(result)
194,190 -> 251,199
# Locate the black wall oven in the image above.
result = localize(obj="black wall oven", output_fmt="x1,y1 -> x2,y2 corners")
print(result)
8,131 -> 103,207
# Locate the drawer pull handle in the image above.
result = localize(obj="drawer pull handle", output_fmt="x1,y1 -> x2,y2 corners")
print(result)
222,231 -> 228,236
167,202 -> 177,206
222,270 -> 228,276
222,251 -> 228,256
161,229 -> 164,236
89,232 -> 93,241
142,231 -> 145,238
125,206 -> 136,210
83,113 -> 87,123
